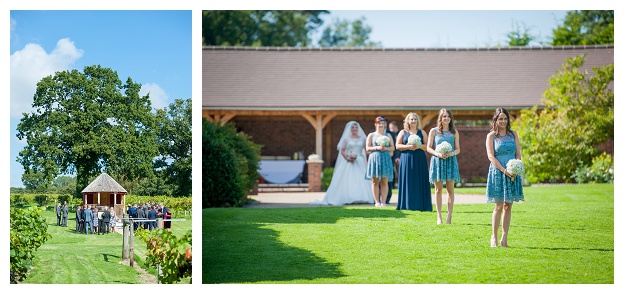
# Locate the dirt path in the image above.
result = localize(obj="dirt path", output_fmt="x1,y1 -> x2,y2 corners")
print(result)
119,259 -> 158,284
245,192 -> 487,208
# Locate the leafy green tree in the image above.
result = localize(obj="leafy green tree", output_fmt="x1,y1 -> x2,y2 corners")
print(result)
154,98 -> 192,196
203,10 -> 328,46
514,55 -> 613,183
318,16 -> 382,47
133,174 -> 174,196
506,21 -> 535,46
551,10 -> 614,45
16,65 -> 158,197
52,175 -> 76,195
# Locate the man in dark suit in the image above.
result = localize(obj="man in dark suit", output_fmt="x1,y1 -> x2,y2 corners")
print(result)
83,205 -> 94,235
100,206 -> 111,234
386,121 -> 401,204
135,205 -> 146,231
61,201 -> 69,227
55,203 -> 62,226
147,206 -> 157,231
74,205 -> 82,231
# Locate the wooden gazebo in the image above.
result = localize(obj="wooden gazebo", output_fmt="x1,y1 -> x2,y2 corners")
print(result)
81,173 -> 127,216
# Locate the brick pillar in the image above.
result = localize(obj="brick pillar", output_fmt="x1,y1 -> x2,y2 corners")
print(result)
306,154 -> 324,192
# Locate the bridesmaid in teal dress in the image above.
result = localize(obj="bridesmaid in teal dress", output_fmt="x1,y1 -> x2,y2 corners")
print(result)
395,112 -> 432,211
365,116 -> 395,207
486,107 -> 524,248
427,109 -> 461,224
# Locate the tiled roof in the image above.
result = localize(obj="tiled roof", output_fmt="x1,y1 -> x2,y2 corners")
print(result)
203,45 -> 614,110
81,173 -> 127,193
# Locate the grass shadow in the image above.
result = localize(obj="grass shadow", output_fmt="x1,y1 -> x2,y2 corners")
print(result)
204,222 -> 343,283
203,206 -> 408,283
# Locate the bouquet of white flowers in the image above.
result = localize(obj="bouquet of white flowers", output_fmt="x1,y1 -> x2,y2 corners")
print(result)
407,134 -> 422,147
347,151 -> 357,161
375,135 -> 390,147
435,141 -> 452,154
506,159 -> 525,181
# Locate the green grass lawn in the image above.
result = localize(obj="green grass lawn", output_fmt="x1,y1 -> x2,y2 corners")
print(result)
19,208 -> 192,284
203,184 -> 613,284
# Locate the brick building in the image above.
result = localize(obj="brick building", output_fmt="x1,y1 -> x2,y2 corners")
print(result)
203,45 -> 614,185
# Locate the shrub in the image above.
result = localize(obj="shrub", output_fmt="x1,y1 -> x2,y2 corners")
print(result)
572,153 -> 614,183
10,194 -> 31,208
10,206 -> 52,283
321,167 -> 334,191
137,229 -> 192,284
126,195 -> 192,217
202,119 -> 262,208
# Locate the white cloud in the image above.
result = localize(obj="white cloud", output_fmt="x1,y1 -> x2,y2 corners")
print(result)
10,38 -> 83,118
139,82 -> 169,110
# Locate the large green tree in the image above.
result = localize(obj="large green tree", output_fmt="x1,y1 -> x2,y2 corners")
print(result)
16,65 -> 158,196
202,10 -> 328,46
514,55 -> 614,183
551,10 -> 614,45
318,16 -> 382,47
154,98 -> 192,196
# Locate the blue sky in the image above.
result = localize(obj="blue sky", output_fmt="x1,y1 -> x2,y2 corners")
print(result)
314,10 -> 569,48
9,10 -> 192,188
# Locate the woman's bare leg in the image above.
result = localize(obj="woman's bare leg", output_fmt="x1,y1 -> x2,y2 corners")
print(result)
434,181 -> 443,224
501,202 -> 513,247
446,181 -> 455,224
380,178 -> 389,205
491,202 -> 503,247
371,178 -> 380,206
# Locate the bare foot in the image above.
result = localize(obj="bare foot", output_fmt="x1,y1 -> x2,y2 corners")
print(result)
490,235 -> 498,247
500,238 -> 508,248
437,218 -> 443,225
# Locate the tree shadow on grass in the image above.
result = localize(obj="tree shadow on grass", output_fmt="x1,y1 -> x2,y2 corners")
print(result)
204,223 -> 343,283
203,207 -> 408,283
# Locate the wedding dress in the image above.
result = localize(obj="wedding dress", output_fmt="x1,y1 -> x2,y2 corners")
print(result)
311,121 -> 374,205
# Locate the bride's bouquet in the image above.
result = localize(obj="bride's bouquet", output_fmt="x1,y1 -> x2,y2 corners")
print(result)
347,151 -> 357,161
407,134 -> 422,147
375,135 -> 390,147
506,159 -> 525,181
435,141 -> 452,154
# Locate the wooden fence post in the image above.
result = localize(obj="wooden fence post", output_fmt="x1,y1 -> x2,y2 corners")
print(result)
129,219 -> 135,267
122,214 -> 129,260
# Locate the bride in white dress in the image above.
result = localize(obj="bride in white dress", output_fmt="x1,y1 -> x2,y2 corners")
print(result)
311,121 -> 374,205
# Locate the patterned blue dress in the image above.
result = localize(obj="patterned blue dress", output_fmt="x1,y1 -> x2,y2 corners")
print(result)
397,130 -> 432,211
486,131 -> 524,203
365,132 -> 394,181
429,128 -> 461,183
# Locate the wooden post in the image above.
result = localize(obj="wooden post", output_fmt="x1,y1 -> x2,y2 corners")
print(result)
301,113 -> 336,162
158,264 -> 162,284
122,214 -> 129,259
129,219 -> 135,267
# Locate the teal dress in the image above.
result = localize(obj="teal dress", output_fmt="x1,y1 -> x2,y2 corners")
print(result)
365,132 -> 394,181
429,128 -> 460,183
486,131 -> 524,203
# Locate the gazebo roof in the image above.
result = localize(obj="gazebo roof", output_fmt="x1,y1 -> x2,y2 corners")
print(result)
81,173 -> 127,194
